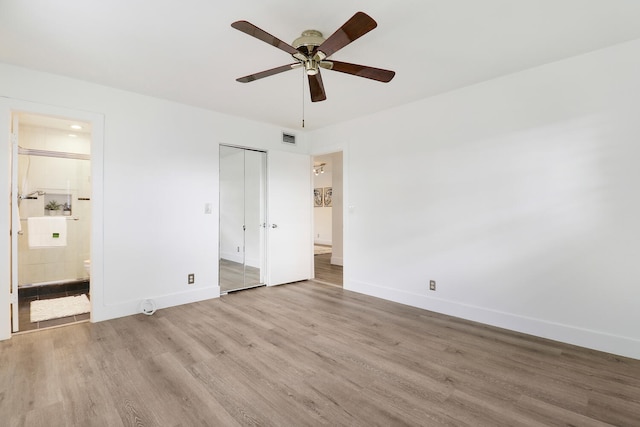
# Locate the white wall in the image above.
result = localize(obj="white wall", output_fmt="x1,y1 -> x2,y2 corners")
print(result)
0,63 -> 307,335
309,40 -> 640,359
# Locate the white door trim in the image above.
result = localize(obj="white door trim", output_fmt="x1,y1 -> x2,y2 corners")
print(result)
0,97 -> 105,338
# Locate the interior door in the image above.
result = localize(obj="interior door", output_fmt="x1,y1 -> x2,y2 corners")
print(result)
267,150 -> 312,285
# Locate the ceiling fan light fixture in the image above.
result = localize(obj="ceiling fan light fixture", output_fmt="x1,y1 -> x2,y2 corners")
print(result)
305,60 -> 319,75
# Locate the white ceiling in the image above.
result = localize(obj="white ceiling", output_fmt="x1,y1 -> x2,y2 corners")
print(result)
2,1 -> 640,131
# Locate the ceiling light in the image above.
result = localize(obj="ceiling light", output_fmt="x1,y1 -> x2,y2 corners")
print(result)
68,134 -> 77,138
305,60 -> 319,76
313,163 -> 326,175
70,124 -> 82,130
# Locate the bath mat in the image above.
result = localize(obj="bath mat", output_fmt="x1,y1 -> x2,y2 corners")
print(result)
30,294 -> 90,322
314,245 -> 332,255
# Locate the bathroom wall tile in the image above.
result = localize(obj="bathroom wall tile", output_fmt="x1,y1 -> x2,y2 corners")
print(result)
64,261 -> 79,280
42,249 -> 59,263
27,249 -> 43,265
24,264 -> 46,285
18,235 -> 27,252
19,269 -> 33,286
44,262 -> 65,282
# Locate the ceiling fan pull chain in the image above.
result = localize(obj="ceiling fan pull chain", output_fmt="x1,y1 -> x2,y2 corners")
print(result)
302,68 -> 305,128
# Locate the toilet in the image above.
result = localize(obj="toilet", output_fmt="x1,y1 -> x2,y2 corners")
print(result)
84,259 -> 91,278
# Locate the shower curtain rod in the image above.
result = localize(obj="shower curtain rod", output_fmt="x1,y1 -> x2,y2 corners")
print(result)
18,146 -> 90,161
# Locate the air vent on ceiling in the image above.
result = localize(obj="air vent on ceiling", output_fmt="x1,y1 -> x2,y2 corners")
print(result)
282,132 -> 296,145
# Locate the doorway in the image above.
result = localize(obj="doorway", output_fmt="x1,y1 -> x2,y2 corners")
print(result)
11,112 -> 92,332
219,145 -> 267,293
313,151 -> 343,287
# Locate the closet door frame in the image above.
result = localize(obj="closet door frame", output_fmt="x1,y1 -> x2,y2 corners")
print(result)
218,145 -> 266,293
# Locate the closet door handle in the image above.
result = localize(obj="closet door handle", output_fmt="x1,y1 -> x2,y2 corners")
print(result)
271,224 -> 278,228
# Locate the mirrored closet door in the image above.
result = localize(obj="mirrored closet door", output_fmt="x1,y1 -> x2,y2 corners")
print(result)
219,145 -> 266,293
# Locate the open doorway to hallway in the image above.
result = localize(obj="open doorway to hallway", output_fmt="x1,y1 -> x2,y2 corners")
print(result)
313,152 -> 343,287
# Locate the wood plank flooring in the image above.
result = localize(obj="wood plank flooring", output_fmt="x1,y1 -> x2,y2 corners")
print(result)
314,252 -> 343,286
1,281 -> 639,426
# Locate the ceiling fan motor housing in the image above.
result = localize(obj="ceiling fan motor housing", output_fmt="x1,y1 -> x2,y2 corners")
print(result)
293,30 -> 325,54
292,30 -> 327,75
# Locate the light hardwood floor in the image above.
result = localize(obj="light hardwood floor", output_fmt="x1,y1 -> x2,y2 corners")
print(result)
314,252 -> 343,287
1,281 -> 639,426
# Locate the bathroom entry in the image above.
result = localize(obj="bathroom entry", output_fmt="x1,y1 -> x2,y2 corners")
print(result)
10,112 -> 92,332
219,145 -> 267,293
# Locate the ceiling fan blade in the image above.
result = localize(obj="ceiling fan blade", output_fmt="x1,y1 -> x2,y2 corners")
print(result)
231,20 -> 299,55
308,72 -> 327,102
236,63 -> 300,83
316,12 -> 377,59
321,60 -> 395,82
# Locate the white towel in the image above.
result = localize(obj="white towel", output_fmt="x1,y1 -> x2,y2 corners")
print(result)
27,217 -> 67,248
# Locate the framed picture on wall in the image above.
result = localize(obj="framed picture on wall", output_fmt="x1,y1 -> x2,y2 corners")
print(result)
314,188 -> 323,207
324,187 -> 332,207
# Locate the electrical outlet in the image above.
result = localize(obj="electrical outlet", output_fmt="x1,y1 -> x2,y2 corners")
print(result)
429,280 -> 436,291
188,274 -> 195,284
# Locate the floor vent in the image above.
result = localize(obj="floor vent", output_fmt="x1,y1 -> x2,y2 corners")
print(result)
282,132 -> 296,145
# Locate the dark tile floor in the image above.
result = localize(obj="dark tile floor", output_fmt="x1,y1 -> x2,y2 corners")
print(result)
17,281 -> 90,332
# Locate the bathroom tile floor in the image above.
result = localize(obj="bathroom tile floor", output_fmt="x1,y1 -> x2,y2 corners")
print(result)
16,281 -> 90,332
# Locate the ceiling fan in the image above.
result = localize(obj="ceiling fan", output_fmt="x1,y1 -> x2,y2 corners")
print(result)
231,12 -> 395,102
